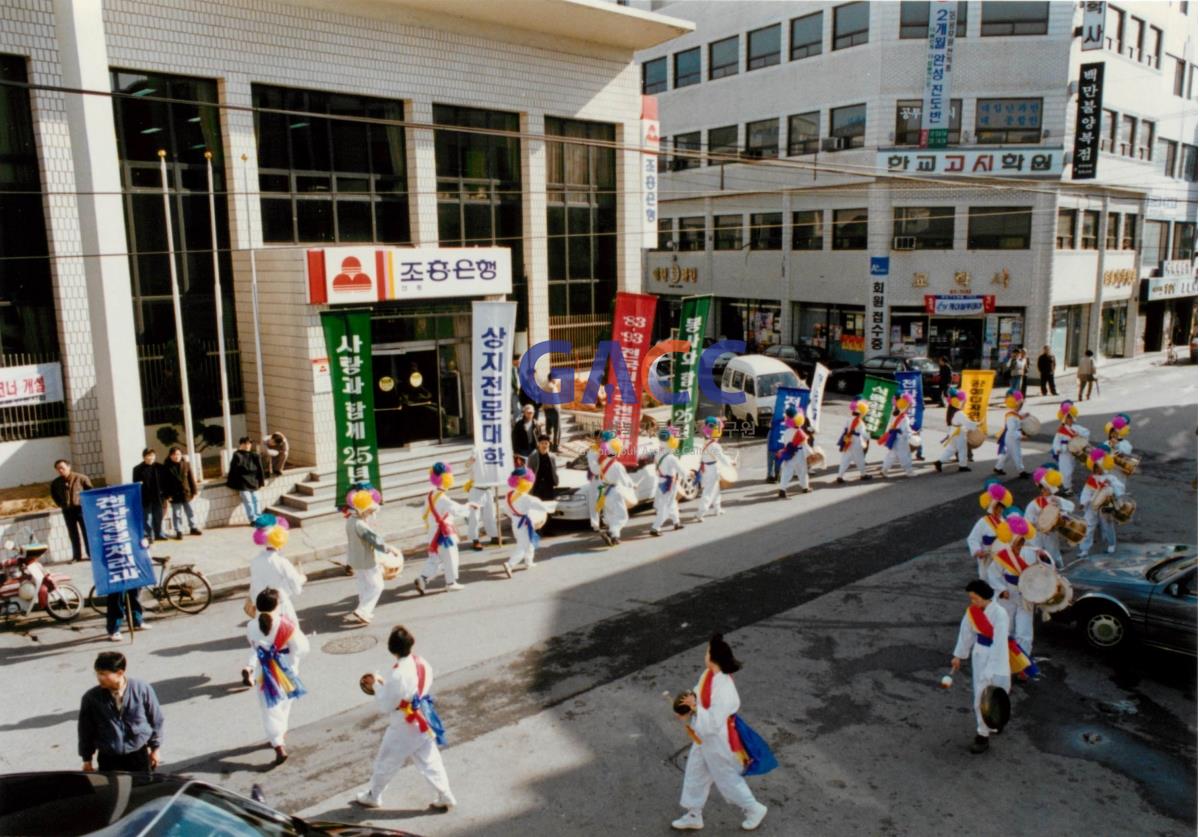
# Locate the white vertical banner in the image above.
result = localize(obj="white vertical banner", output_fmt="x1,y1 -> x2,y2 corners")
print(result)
641,96 -> 660,249
471,301 -> 517,486
1081,1 -> 1106,51
920,0 -> 957,149
807,363 -> 830,431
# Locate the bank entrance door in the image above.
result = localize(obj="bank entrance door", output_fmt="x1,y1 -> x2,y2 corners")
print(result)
373,342 -> 467,447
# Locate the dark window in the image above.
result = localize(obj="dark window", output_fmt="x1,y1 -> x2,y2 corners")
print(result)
1182,144 -> 1198,182
967,206 -> 1032,249
1159,138 -> 1178,177
792,210 -> 823,250
1127,14 -> 1145,60
1142,220 -> 1168,265
787,112 -> 820,155
1122,214 -> 1137,250
893,206 -> 954,249
707,125 -> 738,165
643,57 -> 667,94
899,1 -> 968,38
673,131 -> 701,170
1173,57 -> 1188,96
1100,108 -> 1117,152
1106,212 -> 1120,250
833,208 -> 868,250
749,212 -> 783,250
1148,26 -> 1162,68
1056,209 -> 1076,249
1105,4 -> 1124,53
747,24 -> 781,70
1080,210 -> 1100,249
833,2 -> 870,50
975,97 -> 1042,144
744,118 -> 779,159
895,99 -> 962,145
674,48 -> 701,88
658,218 -> 674,250
790,12 -> 823,60
1137,120 -> 1154,161
1119,115 -> 1137,156
980,1 -> 1049,36
1173,222 -> 1196,260
709,36 -> 739,80
713,214 -> 743,250
830,103 -> 867,149
678,216 -> 706,251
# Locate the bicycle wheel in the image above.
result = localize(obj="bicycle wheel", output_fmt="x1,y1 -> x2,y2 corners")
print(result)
163,568 -> 212,614
87,586 -> 107,618
46,584 -> 83,622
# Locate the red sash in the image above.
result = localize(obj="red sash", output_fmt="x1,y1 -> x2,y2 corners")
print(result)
273,617 -> 296,652
695,669 -> 740,754
600,457 -> 618,481
698,669 -> 714,708
395,656 -> 432,733
426,491 -> 454,555
1086,475 -> 1107,492
1057,424 -> 1077,439
1035,496 -> 1049,509
790,428 -> 809,448
993,547 -> 1030,583
967,606 -> 1036,675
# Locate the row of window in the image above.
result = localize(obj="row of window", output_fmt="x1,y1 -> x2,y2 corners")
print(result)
1104,5 -> 1165,70
1168,54 -> 1198,99
1097,106 -> 1198,180
642,2 -> 1051,94
1055,210 -> 1139,251
1141,220 -> 1196,265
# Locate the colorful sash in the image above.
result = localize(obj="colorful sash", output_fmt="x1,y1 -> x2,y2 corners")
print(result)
694,669 -> 777,776
424,491 -> 456,556
838,417 -> 861,452
979,513 -> 1003,547
996,410 -> 1021,453
698,441 -> 715,474
395,655 -> 446,746
992,546 -> 1030,586
881,413 -> 905,450
657,454 -> 677,494
507,492 -> 539,547
778,428 -> 808,461
1053,424 -> 1077,455
257,617 -> 305,708
967,605 -> 1038,677
595,457 -> 618,512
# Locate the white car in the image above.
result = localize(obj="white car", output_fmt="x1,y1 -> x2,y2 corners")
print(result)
552,440 -> 701,522
719,354 -> 806,430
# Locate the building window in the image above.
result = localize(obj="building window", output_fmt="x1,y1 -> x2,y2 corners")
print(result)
1182,144 -> 1198,181
678,216 -> 706,251
975,97 -> 1042,144
1105,4 -> 1124,53
967,206 -> 1032,249
1141,220 -> 1169,265
674,48 -> 701,88
830,103 -> 867,149
747,24 -> 781,70
749,213 -> 783,250
895,99 -> 962,145
792,210 -> 823,250
980,1 -> 1049,36
673,132 -> 701,170
1137,120 -> 1154,160
713,215 -> 744,250
833,208 -> 869,250
1106,212 -> 1120,250
709,36 -> 739,80
787,112 -> 820,155
744,118 -> 779,159
1159,138 -> 1178,177
1147,26 -> 1162,69
899,1 -> 968,38
1080,210 -> 1100,249
1122,214 -> 1137,250
1056,209 -> 1076,249
790,12 -> 823,60
1189,64 -> 1197,99
1173,57 -> 1188,96
1100,108 -> 1117,152
833,2 -> 870,50
658,218 -> 674,250
1119,115 -> 1137,156
893,206 -> 954,249
707,125 -> 738,165
1127,15 -> 1144,62
642,57 -> 667,94
1174,222 -> 1197,260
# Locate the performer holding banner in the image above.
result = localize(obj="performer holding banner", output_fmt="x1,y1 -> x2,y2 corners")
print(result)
247,587 -> 309,765
651,428 -> 687,536
1051,401 -> 1088,496
463,449 -> 499,551
415,464 -> 476,595
776,407 -> 812,498
501,467 -> 554,577
950,579 -> 1014,755
766,387 -> 809,487
695,418 -> 735,522
835,399 -> 872,483
879,393 -> 915,478
993,390 -> 1031,478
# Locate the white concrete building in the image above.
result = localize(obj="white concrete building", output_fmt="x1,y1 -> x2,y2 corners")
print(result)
634,0 -> 1197,376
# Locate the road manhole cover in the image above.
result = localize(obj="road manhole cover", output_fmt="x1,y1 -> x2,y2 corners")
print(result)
322,635 -> 379,655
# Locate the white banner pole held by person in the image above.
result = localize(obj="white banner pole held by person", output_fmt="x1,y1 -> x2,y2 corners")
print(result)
808,363 -> 830,431
472,301 -> 518,487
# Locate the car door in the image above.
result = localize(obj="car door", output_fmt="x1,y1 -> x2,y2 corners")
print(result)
1145,569 -> 1197,652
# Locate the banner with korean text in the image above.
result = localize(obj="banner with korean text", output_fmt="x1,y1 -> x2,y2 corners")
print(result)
861,375 -> 899,440
82,484 -> 155,596
807,362 -> 830,431
1071,62 -> 1105,181
893,370 -> 925,432
767,387 -> 810,464
641,96 -> 661,249
920,0 -> 957,149
0,362 -> 64,407
669,295 -> 713,455
960,369 -> 995,435
471,301 -> 517,486
605,292 -> 658,466
321,310 -> 380,507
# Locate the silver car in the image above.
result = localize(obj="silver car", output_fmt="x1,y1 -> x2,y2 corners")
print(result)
553,440 -> 701,522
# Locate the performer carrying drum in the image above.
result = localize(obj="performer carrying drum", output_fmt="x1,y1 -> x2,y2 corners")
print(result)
967,480 -> 1012,579
500,467 -> 554,578
1050,401 -> 1088,497
1079,444 -> 1124,557
935,388 -> 977,473
1105,413 -> 1137,493
985,513 -> 1041,667
1023,465 -> 1076,569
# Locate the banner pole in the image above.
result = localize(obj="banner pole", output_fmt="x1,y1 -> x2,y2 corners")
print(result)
158,150 -> 197,473
126,592 -> 134,645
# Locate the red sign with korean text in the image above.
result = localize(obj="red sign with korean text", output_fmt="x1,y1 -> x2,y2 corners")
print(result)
604,292 -> 658,466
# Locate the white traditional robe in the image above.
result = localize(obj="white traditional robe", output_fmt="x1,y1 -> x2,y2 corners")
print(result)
599,456 -> 634,539
880,414 -> 914,477
652,449 -> 686,531
985,544 -> 1037,654
836,416 -> 868,478
994,409 -> 1026,473
1024,494 -> 1075,568
696,440 -> 733,519
952,600 -> 1011,738
939,411 -> 977,465
966,513 -> 1005,580
1079,473 -> 1122,555
420,490 -> 472,587
503,490 -> 552,570
1051,422 -> 1088,490
584,446 -> 602,530
777,426 -> 811,491
249,548 -> 305,622
246,615 -> 309,746
680,670 -> 760,813
465,455 -> 498,542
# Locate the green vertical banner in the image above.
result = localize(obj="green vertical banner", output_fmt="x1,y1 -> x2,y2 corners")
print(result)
321,309 -> 381,507
669,295 -> 713,455
861,375 -> 899,440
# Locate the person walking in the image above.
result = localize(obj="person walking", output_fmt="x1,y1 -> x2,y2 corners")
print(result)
499,467 -> 554,577
105,588 -> 147,643
511,404 -> 540,460
242,517 -> 305,687
936,357 -> 953,407
543,380 -> 562,451
1037,346 -> 1058,396
161,446 -> 201,539
414,464 -> 475,595
950,580 -> 1012,756
78,651 -> 164,774
132,448 -> 167,543
247,587 -> 309,765
345,489 -> 403,624
463,449 -> 498,552
1076,350 -> 1097,401
50,459 -> 93,563
227,437 -> 266,524
525,435 -> 559,502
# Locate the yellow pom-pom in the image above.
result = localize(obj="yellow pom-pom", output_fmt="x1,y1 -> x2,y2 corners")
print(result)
352,491 -> 374,512
995,522 -> 1013,544
1045,470 -> 1062,487
441,473 -> 455,490
978,493 -> 992,511
266,527 -> 288,550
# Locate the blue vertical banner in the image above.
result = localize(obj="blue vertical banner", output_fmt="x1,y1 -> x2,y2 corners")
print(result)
894,370 -> 925,432
767,387 -> 810,463
82,484 -> 155,596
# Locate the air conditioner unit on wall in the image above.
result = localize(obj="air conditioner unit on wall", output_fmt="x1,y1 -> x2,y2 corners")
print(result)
822,137 -> 845,152
892,236 -> 916,251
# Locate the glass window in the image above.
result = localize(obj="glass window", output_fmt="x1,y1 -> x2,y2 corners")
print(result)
744,118 -> 779,159
1119,115 -> 1137,156
833,208 -> 868,250
1106,212 -> 1120,250
749,212 -> 783,250
658,218 -> 674,250
673,131 -> 701,170
1080,210 -> 1100,249
830,104 -> 867,148
1173,222 -> 1197,260
1141,219 -> 1168,265
707,125 -> 738,165
747,24 -> 781,70
834,2 -> 870,50
1182,144 -> 1198,182
1127,15 -> 1144,61
1148,26 -> 1162,69
893,206 -> 954,249
899,1 -> 968,38
975,97 -> 1042,144
1105,4 -> 1124,53
1137,121 -> 1154,161
1159,138 -> 1178,177
790,12 -> 823,60
967,206 -> 1032,249
678,216 -> 706,251
895,99 -> 962,145
1174,57 -> 1188,96
642,57 -> 667,94
1056,209 -> 1076,249
674,48 -> 701,89
792,210 -> 823,250
1101,108 -> 1117,152
787,112 -> 820,155
713,214 -> 743,250
980,1 -> 1049,36
709,36 -> 739,79
1122,214 -> 1137,250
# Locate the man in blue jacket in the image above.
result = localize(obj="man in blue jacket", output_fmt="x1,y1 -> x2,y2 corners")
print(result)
78,652 -> 164,773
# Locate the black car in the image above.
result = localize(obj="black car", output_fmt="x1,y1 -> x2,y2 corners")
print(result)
840,355 -> 947,401
761,344 -> 855,390
0,771 -> 423,837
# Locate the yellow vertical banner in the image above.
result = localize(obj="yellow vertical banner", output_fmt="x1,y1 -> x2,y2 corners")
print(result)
960,369 -> 995,435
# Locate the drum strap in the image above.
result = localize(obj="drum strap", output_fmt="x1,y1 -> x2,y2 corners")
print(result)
967,606 -> 1038,677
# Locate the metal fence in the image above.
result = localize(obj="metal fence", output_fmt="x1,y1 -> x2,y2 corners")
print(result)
548,314 -> 611,370
0,352 -> 69,442
137,340 -> 244,426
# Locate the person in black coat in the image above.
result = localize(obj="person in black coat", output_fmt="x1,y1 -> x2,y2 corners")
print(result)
511,404 -> 540,460
936,357 -> 953,407
227,436 -> 266,524
132,449 -> 166,542
525,436 -> 559,502
1036,345 -> 1058,396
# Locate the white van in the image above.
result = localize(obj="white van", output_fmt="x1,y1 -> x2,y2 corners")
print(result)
719,355 -> 806,429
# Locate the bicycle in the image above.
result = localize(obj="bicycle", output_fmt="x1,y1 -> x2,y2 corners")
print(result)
87,555 -> 212,617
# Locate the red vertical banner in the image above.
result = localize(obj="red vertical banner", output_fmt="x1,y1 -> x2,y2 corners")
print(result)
604,292 -> 658,466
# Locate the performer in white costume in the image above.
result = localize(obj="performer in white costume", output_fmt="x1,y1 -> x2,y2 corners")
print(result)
246,587 -> 308,765
415,463 -> 477,595
651,427 -> 687,535
1078,444 -> 1123,557
967,480 -> 1012,579
463,449 -> 498,551
985,513 -> 1039,665
776,406 -> 812,497
241,518 -> 304,687
935,388 -> 976,473
501,467 -> 553,577
344,487 -> 402,624
835,399 -> 871,482
596,430 -> 635,546
879,393 -> 915,478
992,390 -> 1030,478
695,417 -> 735,522
951,579 -> 1014,755
1050,401 -> 1087,497
1024,465 -> 1074,568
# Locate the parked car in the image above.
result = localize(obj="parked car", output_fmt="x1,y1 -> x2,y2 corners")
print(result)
840,355 -> 946,402
1056,544 -> 1197,654
719,355 -> 806,430
0,771 -> 424,836
553,437 -> 701,523
761,343 -> 855,389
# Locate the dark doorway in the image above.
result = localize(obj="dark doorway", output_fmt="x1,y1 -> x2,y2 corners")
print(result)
373,350 -> 440,447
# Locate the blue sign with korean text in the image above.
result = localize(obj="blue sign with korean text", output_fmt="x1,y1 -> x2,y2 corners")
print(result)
82,484 -> 155,596
767,387 -> 811,464
870,257 -> 890,276
893,370 -> 925,432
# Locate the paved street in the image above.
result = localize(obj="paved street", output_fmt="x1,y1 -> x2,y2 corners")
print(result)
3,359 -> 1195,836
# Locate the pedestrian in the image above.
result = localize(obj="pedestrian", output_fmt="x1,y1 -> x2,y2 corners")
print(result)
1024,466 -> 1074,569
776,407 -> 812,497
78,651 -> 164,774
835,399 -> 871,483
949,579 -> 1013,755
935,388 -> 976,473
50,459 -> 93,563
355,626 -> 457,812
261,432 -> 290,478
463,448 -> 498,551
132,448 -> 166,543
967,480 -> 1011,579
1076,350 -> 1097,401
500,467 -> 553,577
1078,445 -> 1122,557
985,513 -> 1040,670
650,427 -> 687,535
1037,346 -> 1058,396
936,356 -> 953,407
597,430 -> 635,546
514,357 -> 541,423
992,390 -> 1030,478
584,430 -> 603,532
1008,348 -> 1028,396
525,435 -> 559,502
414,463 -> 475,596
670,634 -> 770,832
1050,400 -> 1087,497
105,588 -> 147,643
511,404 -> 539,460
247,587 -> 308,765
543,379 -> 562,451
345,487 -> 403,623
227,437 -> 266,524
242,516 -> 305,686
161,446 -> 201,539
695,418 -> 734,522
878,394 -> 915,479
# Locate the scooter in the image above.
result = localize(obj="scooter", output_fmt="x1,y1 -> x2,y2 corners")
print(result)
0,532 -> 83,622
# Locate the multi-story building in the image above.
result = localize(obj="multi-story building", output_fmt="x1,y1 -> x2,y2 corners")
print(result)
635,0 -> 1197,375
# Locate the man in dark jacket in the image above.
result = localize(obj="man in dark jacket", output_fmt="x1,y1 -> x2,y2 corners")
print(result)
512,404 -> 540,460
1036,345 -> 1058,396
936,357 -> 953,407
132,449 -> 166,543
525,435 -> 559,502
79,651 -> 164,774
50,459 -> 93,562
226,436 -> 265,524
161,446 -> 201,539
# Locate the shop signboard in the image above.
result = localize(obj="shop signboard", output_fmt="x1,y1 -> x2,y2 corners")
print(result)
879,148 -> 1062,177
605,292 -> 658,466
471,301 -> 518,487
82,484 -> 155,597
920,0 -> 957,148
1071,62 -> 1105,180
321,310 -> 381,506
641,96 -> 660,249
868,257 -> 889,358
767,387 -> 810,465
669,295 -> 713,455
0,362 -> 64,407
1081,2 -> 1106,51
1143,275 -> 1199,302
307,246 -> 512,305
861,375 -> 899,440
959,369 -> 995,435
924,295 -> 995,316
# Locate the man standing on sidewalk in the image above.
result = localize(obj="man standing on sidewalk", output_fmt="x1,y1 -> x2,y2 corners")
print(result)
78,651 -> 164,773
1076,351 -> 1097,401
227,437 -> 266,524
1036,346 -> 1058,396
50,459 -> 92,563
132,449 -> 166,544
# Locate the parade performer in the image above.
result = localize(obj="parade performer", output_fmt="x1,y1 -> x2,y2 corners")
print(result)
356,626 -> 457,812
935,388 -> 976,473
415,463 -> 476,595
463,449 -> 498,551
242,516 -> 304,687
835,399 -> 872,483
879,394 -> 915,479
967,480 -> 1011,579
500,467 -> 553,577
345,487 -> 403,624
775,407 -> 812,498
651,427 -> 687,535
247,587 -> 308,765
1105,413 -> 1134,492
1024,465 -> 1074,568
695,417 -> 735,522
597,430 -> 635,546
584,430 -> 603,532
950,579 -> 1013,755
993,390 -> 1030,478
986,513 -> 1040,668
1078,444 -> 1123,557
1050,401 -> 1087,496
670,634 -> 771,832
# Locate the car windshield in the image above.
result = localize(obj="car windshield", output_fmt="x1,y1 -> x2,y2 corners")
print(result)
756,371 -> 801,397
1147,554 -> 1198,582
909,357 -> 938,372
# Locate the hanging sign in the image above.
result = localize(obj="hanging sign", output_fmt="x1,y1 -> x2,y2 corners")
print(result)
471,301 -> 517,486
82,484 -> 155,596
920,0 -> 958,149
605,292 -> 658,466
1072,62 -> 1105,180
321,310 -> 381,505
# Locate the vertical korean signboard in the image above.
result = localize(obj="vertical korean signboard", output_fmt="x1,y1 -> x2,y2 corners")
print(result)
1072,62 -> 1105,180
767,387 -> 810,463
893,370 -> 925,432
868,257 -> 889,358
321,310 -> 380,506
82,484 -> 155,597
471,301 -> 517,486
641,96 -> 660,249
605,292 -> 658,466
669,294 -> 713,455
960,369 -> 995,435
861,376 -> 899,440
920,0 -> 957,149
1081,2 -> 1106,51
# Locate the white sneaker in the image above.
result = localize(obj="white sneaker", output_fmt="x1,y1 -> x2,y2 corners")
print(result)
502,563 -> 513,579
1106,545 -> 1116,554
741,801 -> 768,831
446,582 -> 466,591
671,810 -> 704,831
431,791 -> 457,811
108,632 -> 123,642
414,576 -> 427,596
354,791 -> 381,809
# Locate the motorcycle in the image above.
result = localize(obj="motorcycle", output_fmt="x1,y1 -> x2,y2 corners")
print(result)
0,531 -> 83,622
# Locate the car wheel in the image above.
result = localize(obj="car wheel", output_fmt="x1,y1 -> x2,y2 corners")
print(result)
1080,604 -> 1130,651
678,472 -> 700,502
